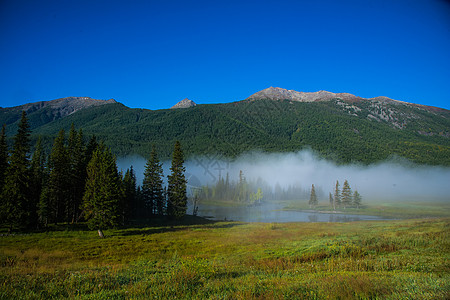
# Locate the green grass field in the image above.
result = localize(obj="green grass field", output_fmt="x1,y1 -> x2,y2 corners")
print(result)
284,199 -> 450,219
1,216 -> 449,299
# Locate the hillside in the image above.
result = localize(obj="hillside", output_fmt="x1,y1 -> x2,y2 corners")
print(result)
1,88 -> 449,165
0,97 -> 117,135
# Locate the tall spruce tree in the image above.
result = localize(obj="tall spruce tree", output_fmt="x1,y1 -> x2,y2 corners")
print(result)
334,180 -> 341,209
353,190 -> 362,209
82,144 -> 124,233
341,180 -> 352,209
0,124 -> 8,193
329,192 -> 334,209
67,125 -> 86,223
167,141 -> 187,219
309,184 -> 318,208
1,111 -> 31,231
29,137 -> 46,227
143,145 -> 165,216
48,129 -> 70,223
122,166 -> 137,223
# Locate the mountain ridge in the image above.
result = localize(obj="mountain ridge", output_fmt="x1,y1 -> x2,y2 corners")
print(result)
246,87 -> 440,110
1,89 -> 449,165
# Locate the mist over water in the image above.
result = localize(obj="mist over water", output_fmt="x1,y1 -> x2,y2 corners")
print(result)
117,150 -> 450,202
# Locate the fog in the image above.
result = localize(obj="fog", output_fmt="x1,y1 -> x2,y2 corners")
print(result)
117,150 -> 450,202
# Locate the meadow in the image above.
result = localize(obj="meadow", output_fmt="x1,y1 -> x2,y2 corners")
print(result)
1,215 -> 449,299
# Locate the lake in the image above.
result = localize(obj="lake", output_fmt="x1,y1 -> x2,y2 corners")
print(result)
193,203 -> 388,223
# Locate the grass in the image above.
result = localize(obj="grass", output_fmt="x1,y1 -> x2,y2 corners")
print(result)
284,198 -> 450,219
1,217 -> 449,299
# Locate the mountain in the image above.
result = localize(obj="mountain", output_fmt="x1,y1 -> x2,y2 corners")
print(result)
248,87 -> 425,107
1,89 -> 449,165
171,98 -> 197,109
0,97 -> 116,134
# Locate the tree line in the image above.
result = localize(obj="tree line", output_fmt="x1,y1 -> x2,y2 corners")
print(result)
309,180 -> 362,210
0,111 -> 187,233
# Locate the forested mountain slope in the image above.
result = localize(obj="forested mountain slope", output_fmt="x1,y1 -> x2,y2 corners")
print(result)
1,89 -> 449,165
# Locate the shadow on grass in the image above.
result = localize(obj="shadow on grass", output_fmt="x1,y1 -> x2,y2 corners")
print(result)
1,215 -> 245,236
119,215 -> 246,236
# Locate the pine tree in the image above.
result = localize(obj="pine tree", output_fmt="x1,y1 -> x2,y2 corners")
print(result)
309,184 -> 318,208
48,129 -> 70,223
84,135 -> 98,166
82,144 -> 124,233
353,190 -> 362,209
334,180 -> 341,209
29,137 -> 46,228
1,111 -> 31,231
142,145 -> 165,216
167,141 -> 187,219
341,180 -> 352,209
122,166 -> 137,223
237,170 -> 248,202
67,125 -> 86,223
329,192 -> 334,209
0,124 -> 8,193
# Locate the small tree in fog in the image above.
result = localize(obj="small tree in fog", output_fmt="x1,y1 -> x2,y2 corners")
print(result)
353,190 -> 362,209
309,184 -> 318,209
329,193 -> 335,211
341,180 -> 352,209
334,180 -> 341,209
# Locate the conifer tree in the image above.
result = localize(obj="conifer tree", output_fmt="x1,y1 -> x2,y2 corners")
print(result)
122,166 -> 137,223
82,144 -> 124,233
334,180 -> 341,209
237,170 -> 248,202
84,135 -> 98,166
1,111 -> 31,231
67,125 -> 86,223
309,184 -> 318,208
29,137 -> 46,227
341,180 -> 352,209
0,124 -> 8,192
143,145 -> 165,216
353,190 -> 362,209
48,129 -> 70,223
167,141 -> 187,219
329,192 -> 334,210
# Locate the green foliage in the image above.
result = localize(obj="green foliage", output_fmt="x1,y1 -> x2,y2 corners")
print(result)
29,137 -> 46,227
341,180 -> 352,209
1,111 -> 31,231
6,99 -> 448,165
353,190 -> 362,208
0,124 -> 8,190
142,145 -> 165,216
309,184 -> 318,208
67,125 -> 86,223
167,141 -> 187,219
122,166 -> 137,224
47,129 -> 71,223
334,180 -> 341,209
82,145 -> 124,230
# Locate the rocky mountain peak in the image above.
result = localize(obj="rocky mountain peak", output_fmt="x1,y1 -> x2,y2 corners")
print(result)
246,87 -> 400,104
171,98 -> 197,109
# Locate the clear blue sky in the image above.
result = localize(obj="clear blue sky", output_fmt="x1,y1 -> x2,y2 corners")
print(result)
1,0 -> 449,110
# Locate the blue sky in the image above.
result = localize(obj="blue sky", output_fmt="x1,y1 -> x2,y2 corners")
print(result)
1,0 -> 449,110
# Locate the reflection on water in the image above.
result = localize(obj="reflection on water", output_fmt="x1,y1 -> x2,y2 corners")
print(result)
194,203 -> 387,223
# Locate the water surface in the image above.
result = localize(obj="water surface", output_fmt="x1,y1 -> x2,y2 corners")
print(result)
194,203 -> 387,223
